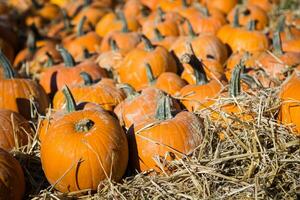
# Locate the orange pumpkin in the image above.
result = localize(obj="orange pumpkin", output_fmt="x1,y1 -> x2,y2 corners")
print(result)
0,148 -> 25,200
0,51 -> 49,119
128,94 -> 203,172
117,36 -> 177,91
41,86 -> 128,192
201,0 -> 238,14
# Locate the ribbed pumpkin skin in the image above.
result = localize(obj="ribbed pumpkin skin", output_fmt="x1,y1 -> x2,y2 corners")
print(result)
0,148 -> 25,200
53,80 -> 125,111
278,74 -> 300,136
114,87 -> 180,129
129,111 -> 203,172
0,79 -> 49,119
39,60 -> 108,95
155,72 -> 187,96
40,108 -> 128,193
117,46 -> 177,91
0,109 -> 32,151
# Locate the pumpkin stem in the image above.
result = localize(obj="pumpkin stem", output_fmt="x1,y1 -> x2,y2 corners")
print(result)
77,15 -> 87,37
0,50 -> 17,79
154,28 -> 164,41
185,19 -> 197,38
247,20 -> 256,31
201,7 -> 210,17
277,15 -> 286,32
117,83 -> 139,99
32,0 -> 42,9
229,64 -> 242,97
117,11 -> 129,33
109,38 -> 120,52
44,52 -> 54,67
180,43 -> 208,85
61,9 -> 72,31
80,72 -> 93,86
156,7 -> 165,22
233,8 -> 240,27
145,63 -> 156,84
141,35 -> 155,51
155,95 -> 173,120
75,119 -> 95,132
182,0 -> 189,8
273,31 -> 283,55
62,85 -> 77,113
56,46 -> 76,67
27,30 -> 37,54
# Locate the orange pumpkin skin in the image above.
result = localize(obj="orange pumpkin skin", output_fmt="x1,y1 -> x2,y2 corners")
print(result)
155,72 -> 187,96
278,73 -> 300,135
0,148 -> 25,200
39,60 -> 107,95
65,32 -> 102,60
117,38 -> 177,91
100,31 -> 140,54
53,79 -> 125,112
247,0 -> 279,12
95,12 -> 139,37
0,78 -> 49,119
40,108 -> 128,192
227,5 -> 268,30
202,0 -> 238,14
114,87 -> 180,129
282,39 -> 300,53
130,111 -> 203,172
179,79 -> 223,112
0,109 -> 32,151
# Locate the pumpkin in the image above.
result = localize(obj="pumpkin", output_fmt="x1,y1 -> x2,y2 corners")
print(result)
0,109 -> 32,151
128,94 -> 203,172
170,20 -> 228,64
53,72 -> 125,111
114,84 -> 180,129
40,85 -> 128,192
0,148 -> 25,200
155,72 -> 187,96
178,48 -> 224,112
117,35 -> 177,91
95,11 -> 139,37
0,51 -> 49,119
227,5 -> 268,30
247,0 -> 280,12
278,72 -> 300,135
201,0 -> 238,14
100,12 -> 141,54
39,46 -> 107,96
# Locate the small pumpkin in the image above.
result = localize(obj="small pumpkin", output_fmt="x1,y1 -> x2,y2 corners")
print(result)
41,85 -> 128,192
128,94 -> 203,172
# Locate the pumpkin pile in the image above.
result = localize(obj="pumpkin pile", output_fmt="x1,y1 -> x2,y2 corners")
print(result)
0,0 -> 299,199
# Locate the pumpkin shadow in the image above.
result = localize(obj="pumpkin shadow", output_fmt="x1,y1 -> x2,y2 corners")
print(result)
16,98 -> 32,120
49,71 -> 58,100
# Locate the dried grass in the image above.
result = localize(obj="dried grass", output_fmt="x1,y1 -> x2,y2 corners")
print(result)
11,85 -> 299,200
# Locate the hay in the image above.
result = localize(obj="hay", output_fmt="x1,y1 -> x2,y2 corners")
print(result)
13,86 -> 300,200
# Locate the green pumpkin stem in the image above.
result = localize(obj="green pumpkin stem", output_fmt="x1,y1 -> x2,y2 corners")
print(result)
180,43 -> 208,85
233,8 -> 240,27
182,0 -> 189,8
77,16 -> 87,37
141,35 -> 155,51
145,63 -> 156,84
109,38 -> 119,52
117,11 -> 129,33
201,7 -> 210,17
154,28 -> 164,41
156,7 -> 165,22
56,46 -> 76,67
186,19 -> 197,38
117,83 -> 139,99
277,15 -> 286,32
229,64 -> 242,97
44,52 -> 54,67
155,95 -> 173,120
62,85 -> 77,113
247,20 -> 256,31
0,50 -> 16,79
27,30 -> 37,54
80,72 -> 93,86
273,31 -> 283,55
61,9 -> 72,31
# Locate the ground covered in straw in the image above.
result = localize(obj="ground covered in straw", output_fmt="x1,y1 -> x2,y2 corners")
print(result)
12,85 -> 299,200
